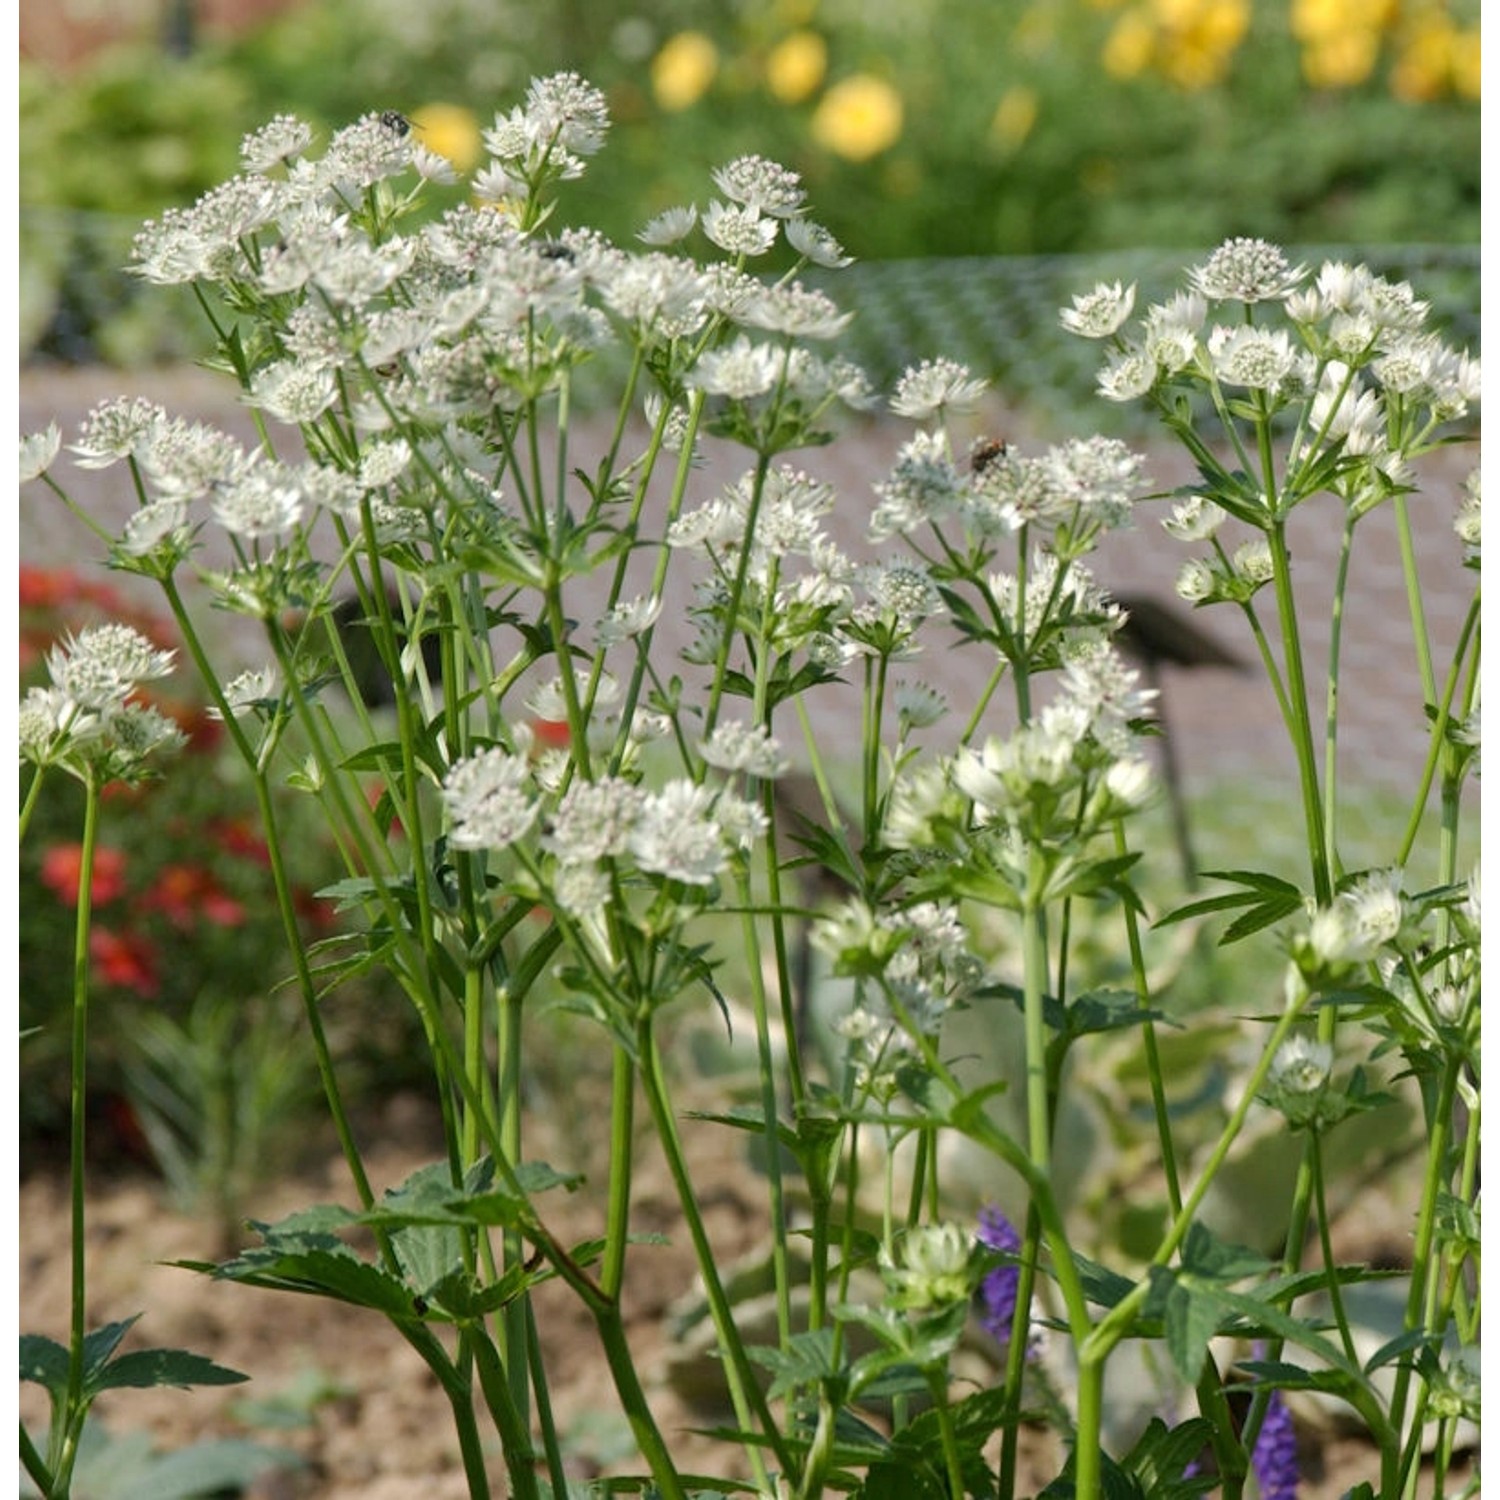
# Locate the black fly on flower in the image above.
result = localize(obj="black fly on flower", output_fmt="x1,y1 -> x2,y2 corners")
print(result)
379,110 -> 412,137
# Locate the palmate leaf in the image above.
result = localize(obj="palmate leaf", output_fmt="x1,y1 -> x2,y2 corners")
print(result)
21,1319 -> 246,1405
1154,868 -> 1304,943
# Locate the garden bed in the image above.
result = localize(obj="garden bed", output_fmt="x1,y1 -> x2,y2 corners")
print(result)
19,1087 -> 1474,1498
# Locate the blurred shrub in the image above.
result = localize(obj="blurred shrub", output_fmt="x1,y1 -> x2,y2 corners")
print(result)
19,0 -> 1479,363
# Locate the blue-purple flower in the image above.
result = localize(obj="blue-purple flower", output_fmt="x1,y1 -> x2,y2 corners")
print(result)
976,1206 -> 1031,1355
1251,1384 -> 1299,1500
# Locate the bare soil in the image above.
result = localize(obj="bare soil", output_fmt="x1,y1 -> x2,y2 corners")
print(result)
17,1083 -> 1474,1499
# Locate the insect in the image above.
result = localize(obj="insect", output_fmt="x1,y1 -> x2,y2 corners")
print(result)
380,110 -> 412,137
969,437 -> 1010,475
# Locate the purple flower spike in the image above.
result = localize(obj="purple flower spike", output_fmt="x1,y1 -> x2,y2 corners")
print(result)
976,1206 -> 1027,1352
1251,1383 -> 1299,1500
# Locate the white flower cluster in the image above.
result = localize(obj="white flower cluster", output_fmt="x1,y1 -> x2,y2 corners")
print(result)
871,403 -> 1147,546
19,624 -> 184,777
1064,240 -> 1480,446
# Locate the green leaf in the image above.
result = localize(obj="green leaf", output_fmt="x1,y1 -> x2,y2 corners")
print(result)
191,1236 -> 415,1319
745,1329 -> 841,1401
1178,1220 -> 1271,1281
19,1333 -> 71,1399
1118,1416 -> 1220,1497
1066,988 -> 1171,1040
1155,869 -> 1303,933
1159,1273 -> 1225,1386
93,1348 -> 248,1392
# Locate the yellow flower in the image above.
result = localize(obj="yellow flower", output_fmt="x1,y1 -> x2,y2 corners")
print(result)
409,103 -> 482,173
990,85 -> 1039,149
1451,26 -> 1480,101
810,73 -> 903,160
1102,9 -> 1155,77
1301,29 -> 1380,89
766,29 -> 828,103
652,31 -> 719,112
1391,14 -> 1456,102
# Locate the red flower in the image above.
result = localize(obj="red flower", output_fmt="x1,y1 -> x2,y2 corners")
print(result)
211,816 -> 272,867
139,863 -> 248,929
40,843 -> 128,907
89,927 -> 160,996
531,718 -> 572,750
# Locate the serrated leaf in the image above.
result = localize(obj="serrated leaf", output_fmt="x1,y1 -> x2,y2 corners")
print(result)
198,1243 -> 415,1318
745,1328 -> 840,1400
1230,1358 -> 1361,1402
1162,1277 -> 1224,1386
1178,1220 -> 1271,1281
93,1347 -> 248,1392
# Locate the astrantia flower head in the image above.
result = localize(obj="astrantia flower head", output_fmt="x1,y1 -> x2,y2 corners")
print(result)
1267,1034 -> 1334,1096
249,360 -> 339,424
1162,493 -> 1227,542
700,721 -> 789,778
596,593 -> 663,646
701,200 -> 779,258
211,465 -> 305,539
323,112 -> 415,192
895,680 -> 948,730
1455,467 -> 1480,561
1189,237 -> 1307,304
1059,279 -> 1136,338
688,336 -> 783,399
117,498 -> 193,560
638,205 -> 699,247
880,1223 -> 974,1311
241,114 -> 315,173
1340,867 -> 1408,950
890,358 -> 988,421
524,71 -> 610,157
740,282 -> 852,340
1096,347 -> 1157,403
70,397 -> 169,469
442,748 -> 539,849
1041,435 -> 1145,529
712,155 -> 806,218
137,419 -> 250,501
543,776 -> 643,864
1208,325 -> 1303,394
20,424 -> 61,484
628,779 -> 728,885
209,664 -> 281,720
786,217 -> 852,268
870,430 -> 967,541
47,624 -> 176,713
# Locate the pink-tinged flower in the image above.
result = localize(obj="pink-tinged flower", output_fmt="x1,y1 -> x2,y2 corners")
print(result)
40,843 -> 128,907
90,927 -> 160,996
140,863 -> 248,929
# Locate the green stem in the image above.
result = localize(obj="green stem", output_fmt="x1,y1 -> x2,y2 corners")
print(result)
1386,1054 -> 1462,1466
1310,1131 -> 1358,1367
53,772 -> 101,1500
1321,509 -> 1356,882
1392,494 -> 1438,708
1266,519 -> 1331,905
463,1325 -> 542,1500
1394,589 -> 1479,868
636,1019 -> 789,1485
